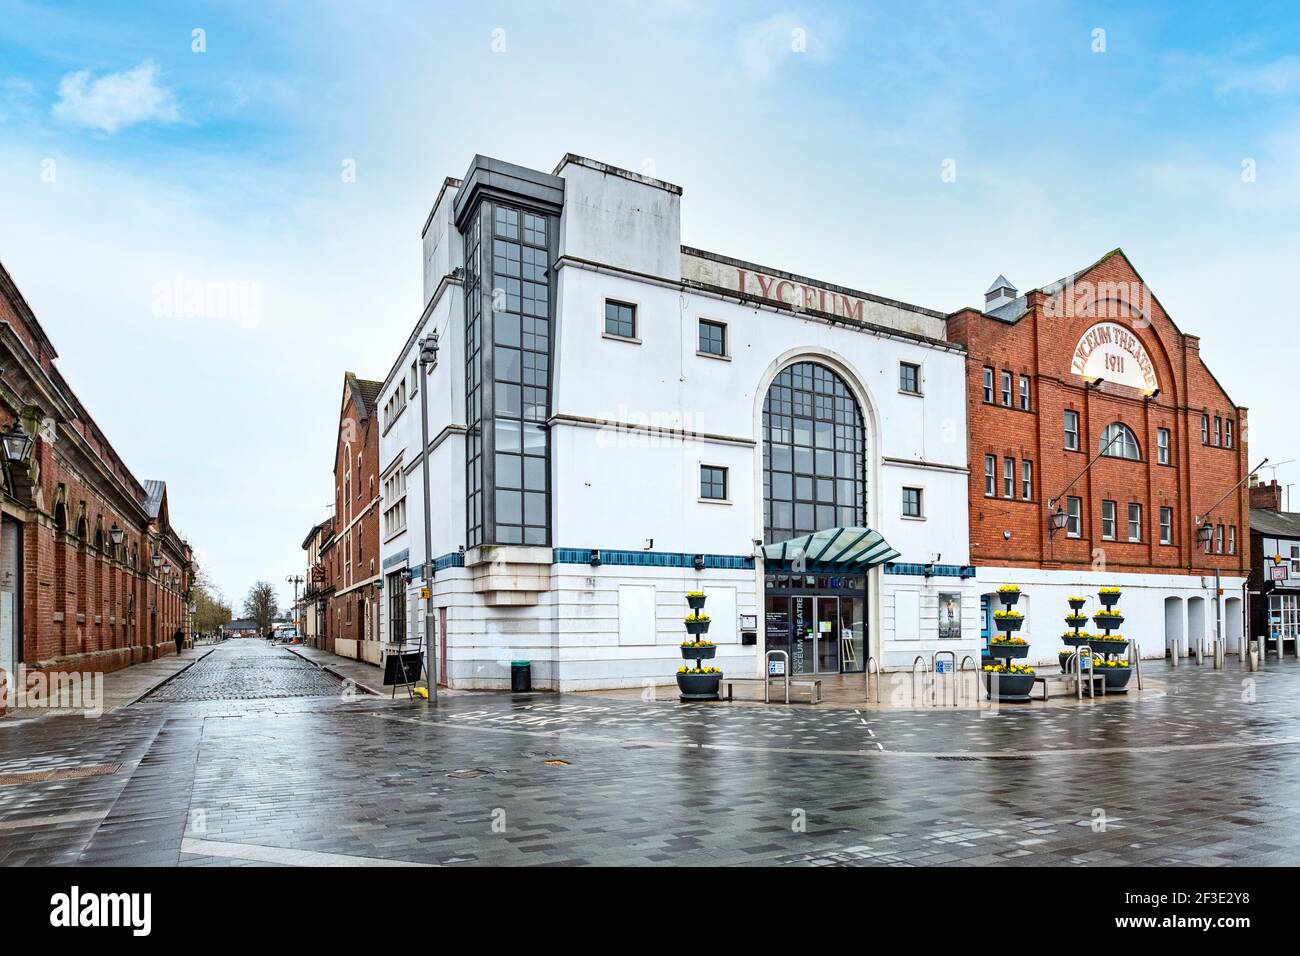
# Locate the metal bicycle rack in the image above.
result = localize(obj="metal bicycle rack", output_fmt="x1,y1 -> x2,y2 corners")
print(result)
932,650 -> 957,706
958,655 -> 978,706
1129,639 -> 1143,689
764,649 -> 790,704
864,655 -> 881,705
911,655 -> 930,708
1067,644 -> 1096,700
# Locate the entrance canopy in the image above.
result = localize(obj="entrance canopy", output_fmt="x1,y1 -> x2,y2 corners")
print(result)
761,527 -> 900,574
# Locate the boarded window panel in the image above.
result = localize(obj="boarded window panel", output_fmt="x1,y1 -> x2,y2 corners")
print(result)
618,585 -> 656,646
895,590 -> 920,642
705,587 -> 737,644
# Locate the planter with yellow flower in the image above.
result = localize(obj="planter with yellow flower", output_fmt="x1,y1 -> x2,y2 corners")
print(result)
983,585 -> 1034,701
981,662 -> 1037,701
677,594 -> 721,700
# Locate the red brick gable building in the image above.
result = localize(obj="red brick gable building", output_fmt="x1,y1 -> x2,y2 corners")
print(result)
946,249 -> 1251,660
320,372 -> 382,661
0,259 -> 192,715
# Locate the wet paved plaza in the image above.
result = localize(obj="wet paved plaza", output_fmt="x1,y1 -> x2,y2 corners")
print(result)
2,639 -> 1299,866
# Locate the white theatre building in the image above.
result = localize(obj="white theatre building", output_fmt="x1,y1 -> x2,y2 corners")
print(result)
376,154 -> 980,690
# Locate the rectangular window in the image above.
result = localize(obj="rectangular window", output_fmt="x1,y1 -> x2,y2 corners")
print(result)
1066,496 -> 1082,538
1064,410 -> 1079,451
984,454 -> 996,497
604,299 -> 636,339
899,361 -> 921,394
1128,503 -> 1142,542
1215,523 -> 1225,553
1000,370 -> 1012,406
1018,375 -> 1030,410
1160,506 -> 1173,544
700,465 -> 727,500
1229,524 -> 1237,555
902,487 -> 923,518
1021,459 -> 1032,500
1202,413 -> 1210,444
410,359 -> 419,396
698,319 -> 726,357
1225,419 -> 1234,448
982,367 -> 994,403
1157,427 -> 1170,465
1213,416 -> 1222,446
1002,457 -> 1014,498
1101,500 -> 1116,540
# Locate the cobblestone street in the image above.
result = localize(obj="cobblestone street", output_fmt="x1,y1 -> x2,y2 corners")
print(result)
2,639 -> 1300,867
143,640 -> 345,702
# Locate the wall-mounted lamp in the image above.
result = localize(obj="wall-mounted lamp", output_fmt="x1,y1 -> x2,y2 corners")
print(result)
1196,521 -> 1214,547
1090,377 -> 1105,388
108,523 -> 125,548
923,562 -> 935,579
693,554 -> 706,572
1047,503 -> 1070,535
1,422 -> 33,464
589,549 -> 602,568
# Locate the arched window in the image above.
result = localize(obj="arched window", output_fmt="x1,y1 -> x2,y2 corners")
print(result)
1100,422 -> 1140,460
762,362 -> 865,544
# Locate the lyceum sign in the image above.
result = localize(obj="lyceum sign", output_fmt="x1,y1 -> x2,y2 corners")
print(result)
1071,322 -> 1159,392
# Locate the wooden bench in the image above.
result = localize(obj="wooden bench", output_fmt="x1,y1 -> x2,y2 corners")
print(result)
721,676 -> 823,704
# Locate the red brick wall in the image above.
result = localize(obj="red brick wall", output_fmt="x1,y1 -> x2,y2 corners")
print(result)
1,265 -> 191,716
948,251 -> 1249,577
322,382 -> 380,654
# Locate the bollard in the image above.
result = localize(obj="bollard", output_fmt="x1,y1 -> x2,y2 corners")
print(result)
1170,647 -> 1179,668
1214,639 -> 1225,670
1196,640 -> 1204,666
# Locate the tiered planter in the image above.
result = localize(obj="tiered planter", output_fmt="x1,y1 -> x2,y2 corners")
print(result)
983,586 -> 1035,701
1090,588 -> 1132,692
1061,595 -> 1092,674
677,592 -> 721,701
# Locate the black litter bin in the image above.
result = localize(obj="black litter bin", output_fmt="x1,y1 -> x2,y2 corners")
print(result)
511,660 -> 532,692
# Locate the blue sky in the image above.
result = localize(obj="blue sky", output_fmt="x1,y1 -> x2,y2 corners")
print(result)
2,0 -> 1298,607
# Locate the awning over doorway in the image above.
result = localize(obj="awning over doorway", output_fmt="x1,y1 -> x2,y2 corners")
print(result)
761,527 -> 901,574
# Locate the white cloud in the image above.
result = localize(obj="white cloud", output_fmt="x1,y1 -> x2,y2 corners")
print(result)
1214,55 -> 1300,97
53,61 -> 180,133
737,12 -> 835,79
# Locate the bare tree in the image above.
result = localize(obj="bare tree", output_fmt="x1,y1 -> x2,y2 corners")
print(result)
242,580 -> 279,636
192,567 -> 232,635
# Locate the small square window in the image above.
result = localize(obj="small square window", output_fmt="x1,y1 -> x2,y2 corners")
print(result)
604,300 -> 636,339
700,465 -> 727,501
900,362 -> 921,394
902,487 -> 923,518
698,319 -> 726,356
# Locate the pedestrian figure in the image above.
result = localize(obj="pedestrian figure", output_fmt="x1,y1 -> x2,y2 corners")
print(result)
173,628 -> 184,656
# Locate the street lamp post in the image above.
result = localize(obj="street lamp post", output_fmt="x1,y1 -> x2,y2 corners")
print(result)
418,330 -> 439,701
286,574 -> 304,637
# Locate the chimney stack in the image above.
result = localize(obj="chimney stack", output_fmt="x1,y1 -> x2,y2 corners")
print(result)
1250,478 -> 1283,512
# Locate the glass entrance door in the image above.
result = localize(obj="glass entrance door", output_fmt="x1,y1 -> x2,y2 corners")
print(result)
816,597 -> 840,673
